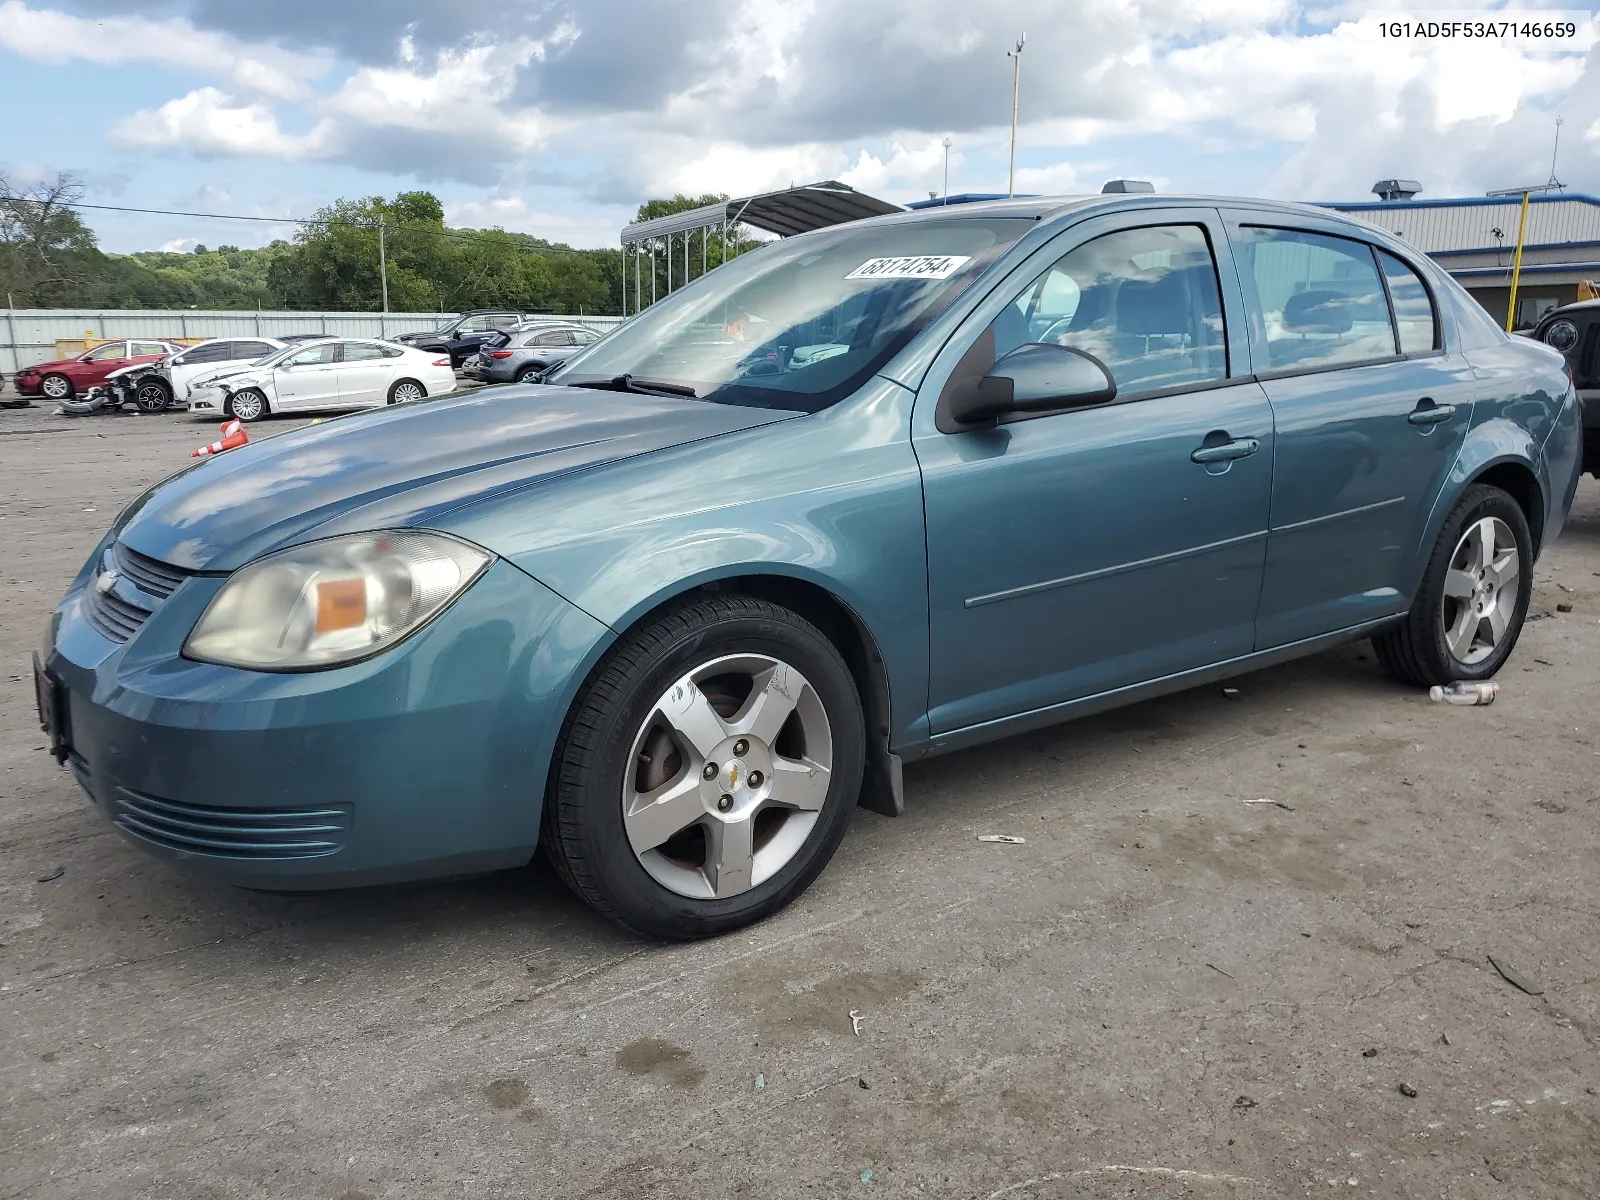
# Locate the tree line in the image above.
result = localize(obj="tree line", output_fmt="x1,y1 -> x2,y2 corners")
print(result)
0,175 -> 757,316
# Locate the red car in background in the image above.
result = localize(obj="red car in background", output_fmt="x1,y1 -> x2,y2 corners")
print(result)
12,339 -> 182,401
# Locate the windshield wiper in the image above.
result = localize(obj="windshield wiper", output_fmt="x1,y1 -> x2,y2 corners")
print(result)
567,373 -> 699,398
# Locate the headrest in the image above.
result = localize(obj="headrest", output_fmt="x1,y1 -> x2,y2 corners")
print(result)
1116,271 -> 1190,336
1283,289 -> 1355,334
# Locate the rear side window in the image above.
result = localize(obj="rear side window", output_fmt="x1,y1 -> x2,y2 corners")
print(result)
532,330 -> 571,347
341,342 -> 387,361
1378,251 -> 1438,354
999,223 -> 1229,395
1237,228 -> 1394,371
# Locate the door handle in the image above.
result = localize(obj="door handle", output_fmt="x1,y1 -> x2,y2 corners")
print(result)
1408,399 -> 1456,426
1190,437 -> 1260,465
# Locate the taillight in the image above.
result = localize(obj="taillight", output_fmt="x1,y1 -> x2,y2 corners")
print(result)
489,350 -> 513,359
432,357 -> 452,367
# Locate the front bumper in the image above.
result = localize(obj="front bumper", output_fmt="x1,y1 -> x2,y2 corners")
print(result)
13,374 -> 43,396
44,554 -> 611,889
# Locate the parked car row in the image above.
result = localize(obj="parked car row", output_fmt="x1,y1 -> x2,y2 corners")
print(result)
4,314 -> 610,420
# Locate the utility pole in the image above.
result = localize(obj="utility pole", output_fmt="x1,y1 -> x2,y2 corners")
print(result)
1489,180 -> 1562,331
1007,32 -> 1026,198
378,216 -> 389,316
942,136 -> 953,203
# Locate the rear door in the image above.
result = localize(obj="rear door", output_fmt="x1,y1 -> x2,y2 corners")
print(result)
915,208 -> 1276,734
334,341 -> 396,407
273,342 -> 343,410
1221,215 -> 1477,647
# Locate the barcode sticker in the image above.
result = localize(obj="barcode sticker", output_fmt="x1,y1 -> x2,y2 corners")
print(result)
846,255 -> 972,281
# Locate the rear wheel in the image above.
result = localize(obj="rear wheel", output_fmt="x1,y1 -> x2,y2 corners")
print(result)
542,594 -> 864,939
388,379 -> 425,405
514,362 -> 544,383
133,378 -> 172,413
1373,484 -> 1532,687
227,388 -> 268,422
40,374 -> 73,400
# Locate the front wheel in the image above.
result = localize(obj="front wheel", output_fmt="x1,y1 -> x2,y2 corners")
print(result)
226,388 -> 268,422
133,378 -> 172,413
542,594 -> 865,940
1373,484 -> 1533,687
39,374 -> 73,401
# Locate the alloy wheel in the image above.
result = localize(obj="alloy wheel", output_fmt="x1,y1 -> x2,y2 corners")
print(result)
230,390 -> 265,421
1440,516 -> 1519,665
622,653 -> 833,900
391,381 -> 424,404
40,375 -> 71,400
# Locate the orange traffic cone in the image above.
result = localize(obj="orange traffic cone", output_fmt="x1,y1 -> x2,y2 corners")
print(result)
191,419 -> 249,458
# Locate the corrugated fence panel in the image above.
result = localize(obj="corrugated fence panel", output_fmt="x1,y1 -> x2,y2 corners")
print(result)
0,310 -> 625,373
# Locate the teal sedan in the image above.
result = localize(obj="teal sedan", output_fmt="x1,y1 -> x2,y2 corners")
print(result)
38,195 -> 1581,939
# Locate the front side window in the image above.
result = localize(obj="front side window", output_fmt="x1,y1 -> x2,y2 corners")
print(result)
1238,227 -> 1395,371
232,341 -> 274,360
456,316 -> 491,334
1378,251 -> 1438,354
181,342 -> 232,365
83,342 -> 128,362
550,216 -> 1036,411
994,223 -> 1228,395
286,343 -> 340,367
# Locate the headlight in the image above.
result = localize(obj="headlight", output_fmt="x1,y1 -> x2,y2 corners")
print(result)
184,531 -> 492,671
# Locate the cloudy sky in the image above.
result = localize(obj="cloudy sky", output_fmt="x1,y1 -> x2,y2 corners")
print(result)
1,0 -> 1598,252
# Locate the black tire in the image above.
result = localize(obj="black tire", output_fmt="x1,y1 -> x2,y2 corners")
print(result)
226,388 -> 269,422
133,378 -> 172,413
387,378 -> 426,405
1372,484 -> 1533,687
514,363 -> 544,383
40,373 -> 74,401
542,594 -> 865,940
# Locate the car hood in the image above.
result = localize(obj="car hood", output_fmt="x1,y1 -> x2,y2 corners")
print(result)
115,385 -> 797,571
19,358 -> 80,373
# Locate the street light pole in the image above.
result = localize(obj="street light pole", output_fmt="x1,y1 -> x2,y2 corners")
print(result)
942,136 -> 953,203
1007,32 -> 1026,199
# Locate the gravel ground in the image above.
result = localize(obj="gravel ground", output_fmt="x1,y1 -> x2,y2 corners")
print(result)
2,402 -> 1598,1199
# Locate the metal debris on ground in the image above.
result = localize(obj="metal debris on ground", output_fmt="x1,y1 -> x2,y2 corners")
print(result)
1557,603 -> 1574,613
849,1009 -> 864,1037
1205,963 -> 1235,979
1398,1083 -> 1418,1098
1487,954 -> 1545,996
36,864 -> 64,883
976,834 -> 1026,844
1428,681 -> 1498,706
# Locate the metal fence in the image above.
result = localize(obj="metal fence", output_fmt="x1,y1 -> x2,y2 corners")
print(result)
0,309 -> 626,373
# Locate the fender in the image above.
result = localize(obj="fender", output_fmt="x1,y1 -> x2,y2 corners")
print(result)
439,377 -> 934,758
1412,416 -> 1546,595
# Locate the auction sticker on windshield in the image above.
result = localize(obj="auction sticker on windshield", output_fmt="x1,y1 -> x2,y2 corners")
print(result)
846,255 -> 972,280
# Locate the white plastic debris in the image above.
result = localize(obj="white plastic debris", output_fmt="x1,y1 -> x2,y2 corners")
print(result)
976,834 -> 1026,844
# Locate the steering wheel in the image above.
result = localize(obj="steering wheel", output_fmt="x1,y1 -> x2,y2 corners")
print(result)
1038,316 -> 1076,345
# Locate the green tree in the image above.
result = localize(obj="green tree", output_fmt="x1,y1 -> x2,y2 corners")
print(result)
0,173 -> 103,305
625,194 -> 761,309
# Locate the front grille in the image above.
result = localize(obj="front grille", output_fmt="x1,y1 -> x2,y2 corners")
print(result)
82,585 -> 152,643
113,542 -> 191,599
113,790 -> 351,859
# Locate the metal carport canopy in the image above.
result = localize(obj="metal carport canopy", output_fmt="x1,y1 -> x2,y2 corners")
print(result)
620,181 -> 902,244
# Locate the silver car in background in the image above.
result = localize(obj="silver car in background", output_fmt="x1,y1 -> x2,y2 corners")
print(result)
469,322 -> 602,384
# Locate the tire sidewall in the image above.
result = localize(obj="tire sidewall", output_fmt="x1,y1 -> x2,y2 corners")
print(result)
134,380 -> 171,413
1422,487 -> 1533,681
557,605 -> 864,937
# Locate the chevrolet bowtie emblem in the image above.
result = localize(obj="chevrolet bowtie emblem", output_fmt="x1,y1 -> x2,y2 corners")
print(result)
727,762 -> 741,789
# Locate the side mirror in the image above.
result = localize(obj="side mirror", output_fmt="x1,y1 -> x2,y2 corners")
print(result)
946,343 -> 1116,426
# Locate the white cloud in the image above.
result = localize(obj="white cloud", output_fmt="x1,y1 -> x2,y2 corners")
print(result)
110,87 -> 331,158
0,0 -> 326,99
443,195 -> 627,247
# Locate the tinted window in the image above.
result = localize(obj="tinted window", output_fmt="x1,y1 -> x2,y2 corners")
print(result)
232,340 -> 275,360
1238,227 -> 1394,370
532,330 -> 571,347
341,342 -> 387,361
286,343 -> 340,366
489,314 -> 520,330
552,216 -> 1035,411
996,224 -> 1228,394
177,342 -> 227,365
1379,251 -> 1438,354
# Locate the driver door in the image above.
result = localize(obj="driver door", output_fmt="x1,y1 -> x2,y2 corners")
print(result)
913,209 -> 1276,736
273,342 -> 343,410
75,341 -> 131,387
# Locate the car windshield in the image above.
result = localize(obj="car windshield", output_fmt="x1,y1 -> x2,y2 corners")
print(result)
548,217 -> 1036,412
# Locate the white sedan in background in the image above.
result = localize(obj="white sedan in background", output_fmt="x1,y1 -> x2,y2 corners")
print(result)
186,338 -> 457,421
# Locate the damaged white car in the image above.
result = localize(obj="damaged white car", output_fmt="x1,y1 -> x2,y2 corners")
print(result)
187,338 -> 457,421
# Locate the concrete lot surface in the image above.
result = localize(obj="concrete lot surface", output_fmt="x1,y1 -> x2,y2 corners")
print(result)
2,403 -> 1597,1199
